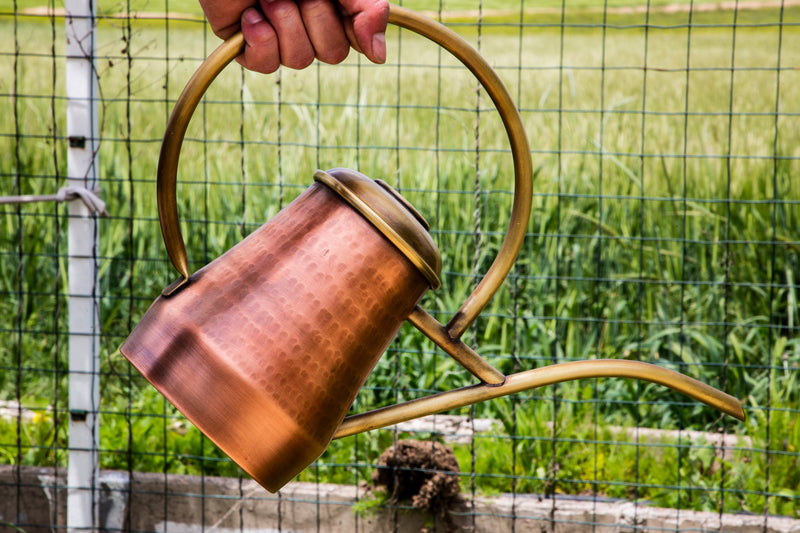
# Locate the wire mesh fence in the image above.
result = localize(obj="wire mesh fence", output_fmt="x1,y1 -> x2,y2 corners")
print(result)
1,0 -> 798,531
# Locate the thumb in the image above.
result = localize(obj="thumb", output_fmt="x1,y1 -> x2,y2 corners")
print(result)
339,0 -> 389,64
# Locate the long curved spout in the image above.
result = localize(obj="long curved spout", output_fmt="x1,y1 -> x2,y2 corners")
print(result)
333,359 -> 745,439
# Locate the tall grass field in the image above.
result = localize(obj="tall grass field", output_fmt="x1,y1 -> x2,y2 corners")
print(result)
1,0 -> 799,518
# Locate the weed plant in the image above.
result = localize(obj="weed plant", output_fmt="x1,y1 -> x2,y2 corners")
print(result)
0,3 -> 799,517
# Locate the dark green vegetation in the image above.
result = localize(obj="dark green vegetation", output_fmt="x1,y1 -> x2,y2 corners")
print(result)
1,1 -> 799,518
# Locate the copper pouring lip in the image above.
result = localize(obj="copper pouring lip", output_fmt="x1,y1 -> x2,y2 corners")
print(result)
314,169 -> 441,289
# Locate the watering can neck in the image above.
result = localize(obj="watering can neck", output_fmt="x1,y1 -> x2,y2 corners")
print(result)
315,168 -> 442,289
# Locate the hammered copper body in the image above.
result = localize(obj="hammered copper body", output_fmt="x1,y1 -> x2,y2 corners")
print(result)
122,176 -> 432,491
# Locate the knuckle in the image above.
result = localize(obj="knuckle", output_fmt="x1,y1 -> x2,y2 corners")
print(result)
286,50 -> 315,70
317,45 -> 349,65
261,0 -> 297,23
299,0 -> 331,21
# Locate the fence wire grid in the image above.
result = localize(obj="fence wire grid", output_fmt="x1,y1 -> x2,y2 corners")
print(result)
1,0 -> 799,531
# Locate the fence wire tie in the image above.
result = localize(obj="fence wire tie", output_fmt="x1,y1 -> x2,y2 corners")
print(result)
0,186 -> 109,216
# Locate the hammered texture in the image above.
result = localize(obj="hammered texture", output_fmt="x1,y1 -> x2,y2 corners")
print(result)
121,183 -> 429,491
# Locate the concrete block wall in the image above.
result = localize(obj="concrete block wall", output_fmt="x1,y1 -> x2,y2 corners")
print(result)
1,465 -> 799,532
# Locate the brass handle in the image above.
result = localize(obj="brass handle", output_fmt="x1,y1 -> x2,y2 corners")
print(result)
156,5 -> 533,340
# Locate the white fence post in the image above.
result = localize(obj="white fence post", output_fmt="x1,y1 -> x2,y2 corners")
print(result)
64,0 -> 100,530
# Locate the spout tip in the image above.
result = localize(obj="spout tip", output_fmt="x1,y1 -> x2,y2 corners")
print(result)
729,402 -> 746,422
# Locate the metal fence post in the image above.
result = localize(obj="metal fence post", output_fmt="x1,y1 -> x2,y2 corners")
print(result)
64,0 -> 100,530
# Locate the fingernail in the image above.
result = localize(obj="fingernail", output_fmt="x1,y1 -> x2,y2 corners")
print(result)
243,7 -> 264,25
372,33 -> 386,63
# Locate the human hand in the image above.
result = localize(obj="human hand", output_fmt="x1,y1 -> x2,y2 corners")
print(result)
198,0 -> 389,74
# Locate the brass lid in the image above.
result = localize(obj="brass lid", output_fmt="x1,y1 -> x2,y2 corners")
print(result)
314,168 -> 442,289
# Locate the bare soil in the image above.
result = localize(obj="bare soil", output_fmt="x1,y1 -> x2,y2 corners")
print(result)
372,439 -> 463,530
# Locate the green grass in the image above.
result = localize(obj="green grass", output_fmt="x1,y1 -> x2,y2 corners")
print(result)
1,3 -> 799,519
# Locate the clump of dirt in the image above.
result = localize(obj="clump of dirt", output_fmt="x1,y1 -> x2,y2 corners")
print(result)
372,439 -> 463,527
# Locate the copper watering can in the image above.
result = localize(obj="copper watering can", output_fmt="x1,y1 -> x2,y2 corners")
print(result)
121,5 -> 745,493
